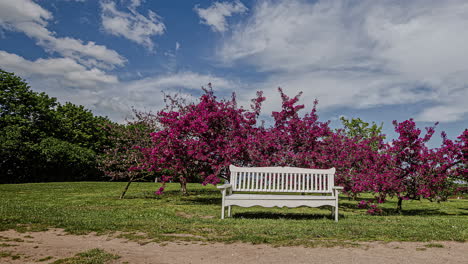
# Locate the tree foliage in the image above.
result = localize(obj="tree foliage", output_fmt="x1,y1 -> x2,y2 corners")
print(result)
388,121 -> 467,210
99,110 -> 159,198
0,69 -> 111,183
55,102 -> 111,152
339,116 -> 384,150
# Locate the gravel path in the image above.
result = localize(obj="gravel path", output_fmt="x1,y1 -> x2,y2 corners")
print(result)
0,229 -> 466,264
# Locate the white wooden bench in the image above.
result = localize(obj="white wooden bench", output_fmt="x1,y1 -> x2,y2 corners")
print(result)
217,165 -> 344,221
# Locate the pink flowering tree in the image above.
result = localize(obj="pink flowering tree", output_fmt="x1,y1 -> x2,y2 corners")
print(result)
246,89 -> 332,168
441,129 -> 468,183
427,129 -> 468,198
141,86 -> 265,195
331,120 -> 467,214
386,120 -> 467,212
324,133 -> 394,201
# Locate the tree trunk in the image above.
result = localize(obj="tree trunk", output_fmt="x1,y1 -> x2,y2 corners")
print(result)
120,179 -> 133,199
397,197 -> 403,214
180,177 -> 188,196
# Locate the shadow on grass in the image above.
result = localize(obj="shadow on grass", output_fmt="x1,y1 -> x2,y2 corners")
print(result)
339,201 -> 468,216
119,192 -> 161,200
232,211 -> 340,220
121,189 -> 220,201
342,196 -> 375,202
180,196 -> 222,205
381,208 -> 468,216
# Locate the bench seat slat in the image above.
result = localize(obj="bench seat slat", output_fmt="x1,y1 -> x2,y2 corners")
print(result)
225,194 -> 336,200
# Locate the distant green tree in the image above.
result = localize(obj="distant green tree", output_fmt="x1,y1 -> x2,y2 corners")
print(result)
0,69 -> 112,183
0,69 -> 56,182
339,117 -> 385,150
0,70 -> 57,135
38,137 -> 98,181
55,102 -> 111,152
0,124 -> 37,182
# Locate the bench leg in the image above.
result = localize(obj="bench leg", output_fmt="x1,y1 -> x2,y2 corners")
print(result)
334,205 -> 338,222
228,206 -> 231,217
221,190 -> 226,219
335,196 -> 339,222
333,188 -> 342,222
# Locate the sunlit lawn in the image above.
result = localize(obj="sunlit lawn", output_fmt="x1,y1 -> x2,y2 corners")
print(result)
0,182 -> 466,247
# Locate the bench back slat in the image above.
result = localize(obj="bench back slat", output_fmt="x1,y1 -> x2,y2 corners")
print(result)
229,165 -> 336,193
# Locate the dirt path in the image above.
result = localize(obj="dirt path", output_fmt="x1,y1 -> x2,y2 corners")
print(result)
0,229 -> 466,264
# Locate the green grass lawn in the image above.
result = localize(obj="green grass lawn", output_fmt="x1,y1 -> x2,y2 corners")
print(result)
0,182 -> 467,247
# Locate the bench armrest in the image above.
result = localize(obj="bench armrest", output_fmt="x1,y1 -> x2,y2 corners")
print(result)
217,184 -> 232,190
332,186 -> 344,196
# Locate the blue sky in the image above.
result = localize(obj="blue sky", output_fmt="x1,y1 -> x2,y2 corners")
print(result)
0,0 -> 467,145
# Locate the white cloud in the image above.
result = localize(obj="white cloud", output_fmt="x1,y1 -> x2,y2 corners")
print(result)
217,0 -> 468,122
100,0 -> 165,51
417,104 -> 468,123
123,71 -> 239,101
255,72 -> 428,114
85,71 -> 239,121
17,22 -> 126,69
176,42 -> 181,51
0,50 -> 118,89
129,0 -> 143,9
194,1 -> 248,32
415,86 -> 468,122
0,0 -> 126,69
0,0 -> 51,27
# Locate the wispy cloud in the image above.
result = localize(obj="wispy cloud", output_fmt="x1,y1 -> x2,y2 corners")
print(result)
100,0 -> 165,51
194,1 -> 247,32
0,51 -> 118,88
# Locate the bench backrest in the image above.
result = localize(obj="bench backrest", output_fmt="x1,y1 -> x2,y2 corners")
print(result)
229,165 -> 336,193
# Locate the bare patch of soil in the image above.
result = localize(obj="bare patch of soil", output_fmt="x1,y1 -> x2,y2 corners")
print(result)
0,229 -> 466,264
